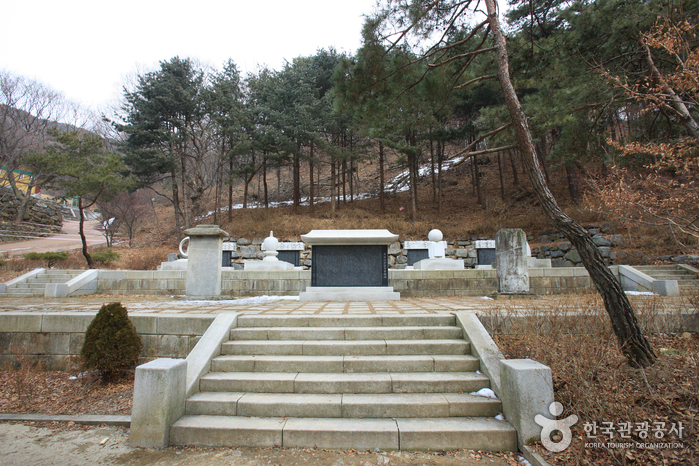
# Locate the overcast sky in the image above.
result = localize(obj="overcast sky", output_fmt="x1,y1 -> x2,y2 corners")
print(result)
1,0 -> 379,110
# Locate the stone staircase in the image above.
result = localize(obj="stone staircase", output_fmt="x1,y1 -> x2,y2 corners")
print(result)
170,314 -> 517,451
633,265 -> 699,292
3,269 -> 84,297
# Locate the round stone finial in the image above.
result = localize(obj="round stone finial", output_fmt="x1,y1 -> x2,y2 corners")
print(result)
262,231 -> 279,261
428,229 -> 443,242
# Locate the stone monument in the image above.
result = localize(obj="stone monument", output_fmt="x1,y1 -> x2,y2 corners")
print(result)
403,240 -> 430,266
495,228 -> 530,294
184,224 -> 229,297
244,232 -> 294,271
413,229 -> 465,270
298,229 -> 400,301
474,240 -> 496,269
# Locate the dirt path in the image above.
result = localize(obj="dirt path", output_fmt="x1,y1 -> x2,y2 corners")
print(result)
0,423 -> 525,466
0,219 -> 105,257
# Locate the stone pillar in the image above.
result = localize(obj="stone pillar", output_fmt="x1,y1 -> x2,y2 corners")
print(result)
184,225 -> 229,297
499,359 -> 555,449
495,228 -> 529,293
130,358 -> 187,448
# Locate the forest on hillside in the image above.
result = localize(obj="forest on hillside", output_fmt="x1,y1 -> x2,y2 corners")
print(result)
1,0 -> 697,251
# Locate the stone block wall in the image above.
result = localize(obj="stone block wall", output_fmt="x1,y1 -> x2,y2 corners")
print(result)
0,312 -> 215,370
390,268 -> 598,297
0,189 -> 64,242
97,270 -> 187,295
221,270 -> 311,297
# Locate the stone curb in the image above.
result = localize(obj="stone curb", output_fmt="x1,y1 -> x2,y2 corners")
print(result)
0,414 -> 131,426
521,444 -> 551,466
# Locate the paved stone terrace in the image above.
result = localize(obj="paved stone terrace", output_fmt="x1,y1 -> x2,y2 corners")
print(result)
0,294 -> 685,315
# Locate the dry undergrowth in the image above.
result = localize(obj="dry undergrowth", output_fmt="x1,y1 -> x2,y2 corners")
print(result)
491,294 -> 698,465
0,364 -> 133,416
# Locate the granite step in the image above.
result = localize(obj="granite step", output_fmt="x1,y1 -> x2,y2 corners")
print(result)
169,415 -> 517,451
199,371 -> 490,394
235,314 -> 457,328
221,339 -> 470,356
185,392 -> 502,418
211,354 -> 480,373
230,326 -> 463,341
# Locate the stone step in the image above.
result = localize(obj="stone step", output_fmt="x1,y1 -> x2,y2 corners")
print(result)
185,392 -> 502,418
199,372 -> 490,394
221,339 -> 470,356
27,278 -> 74,284
236,314 -> 457,328
169,415 -> 517,451
211,354 -> 479,373
11,283 -> 46,289
4,290 -> 43,296
230,326 -> 463,341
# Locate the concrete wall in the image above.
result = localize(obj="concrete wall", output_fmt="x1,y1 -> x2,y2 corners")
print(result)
0,312 -> 215,370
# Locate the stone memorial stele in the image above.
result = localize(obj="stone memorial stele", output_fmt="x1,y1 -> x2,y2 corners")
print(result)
298,229 -> 400,301
275,242 -> 305,267
474,240 -> 497,269
495,228 -> 529,294
184,224 -> 229,297
403,240 -> 430,266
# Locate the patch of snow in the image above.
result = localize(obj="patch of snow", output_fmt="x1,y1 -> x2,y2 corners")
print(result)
495,413 -> 505,420
625,291 -> 655,296
478,296 -> 494,300
517,455 -> 532,466
476,370 -> 482,375
470,388 -> 497,398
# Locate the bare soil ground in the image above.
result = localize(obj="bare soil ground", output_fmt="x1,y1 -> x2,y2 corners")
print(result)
0,422 -> 524,466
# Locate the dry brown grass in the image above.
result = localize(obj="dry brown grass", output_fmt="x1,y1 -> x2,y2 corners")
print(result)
490,294 -> 698,465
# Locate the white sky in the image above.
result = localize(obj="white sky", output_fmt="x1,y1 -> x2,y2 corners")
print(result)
1,0 -> 379,110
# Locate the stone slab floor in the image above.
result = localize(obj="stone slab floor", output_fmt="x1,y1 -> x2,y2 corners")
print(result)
0,294 -> 685,315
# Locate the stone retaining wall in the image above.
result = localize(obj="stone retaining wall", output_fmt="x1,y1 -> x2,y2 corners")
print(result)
228,224 -> 626,270
0,189 -> 63,241
94,267 -> 600,297
0,312 -> 215,370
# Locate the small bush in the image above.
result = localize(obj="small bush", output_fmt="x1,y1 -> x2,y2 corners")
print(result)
80,302 -> 143,382
23,251 -> 69,268
91,249 -> 120,264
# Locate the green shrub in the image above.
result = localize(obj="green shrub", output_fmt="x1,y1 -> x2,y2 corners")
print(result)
80,302 -> 143,382
23,251 -> 69,268
91,249 -> 119,264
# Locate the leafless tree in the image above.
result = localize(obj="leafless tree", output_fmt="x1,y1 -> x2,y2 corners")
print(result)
0,70 -> 67,221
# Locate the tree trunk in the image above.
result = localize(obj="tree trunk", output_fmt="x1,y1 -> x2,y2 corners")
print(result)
565,162 -> 582,204
171,170 -> 182,242
228,156 -> 233,223
293,152 -> 300,213
430,138 -> 436,204
508,150 -> 520,187
379,140 -> 385,214
498,152 -> 505,201
331,158 -> 337,216
214,166 -> 220,225
263,156 -> 268,209
475,156 -> 483,206
78,197 -> 95,269
409,153 -> 418,222
486,0 -> 656,368
437,141 -> 443,215
342,159 -> 347,204
349,156 -> 354,203
309,142 -> 315,212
